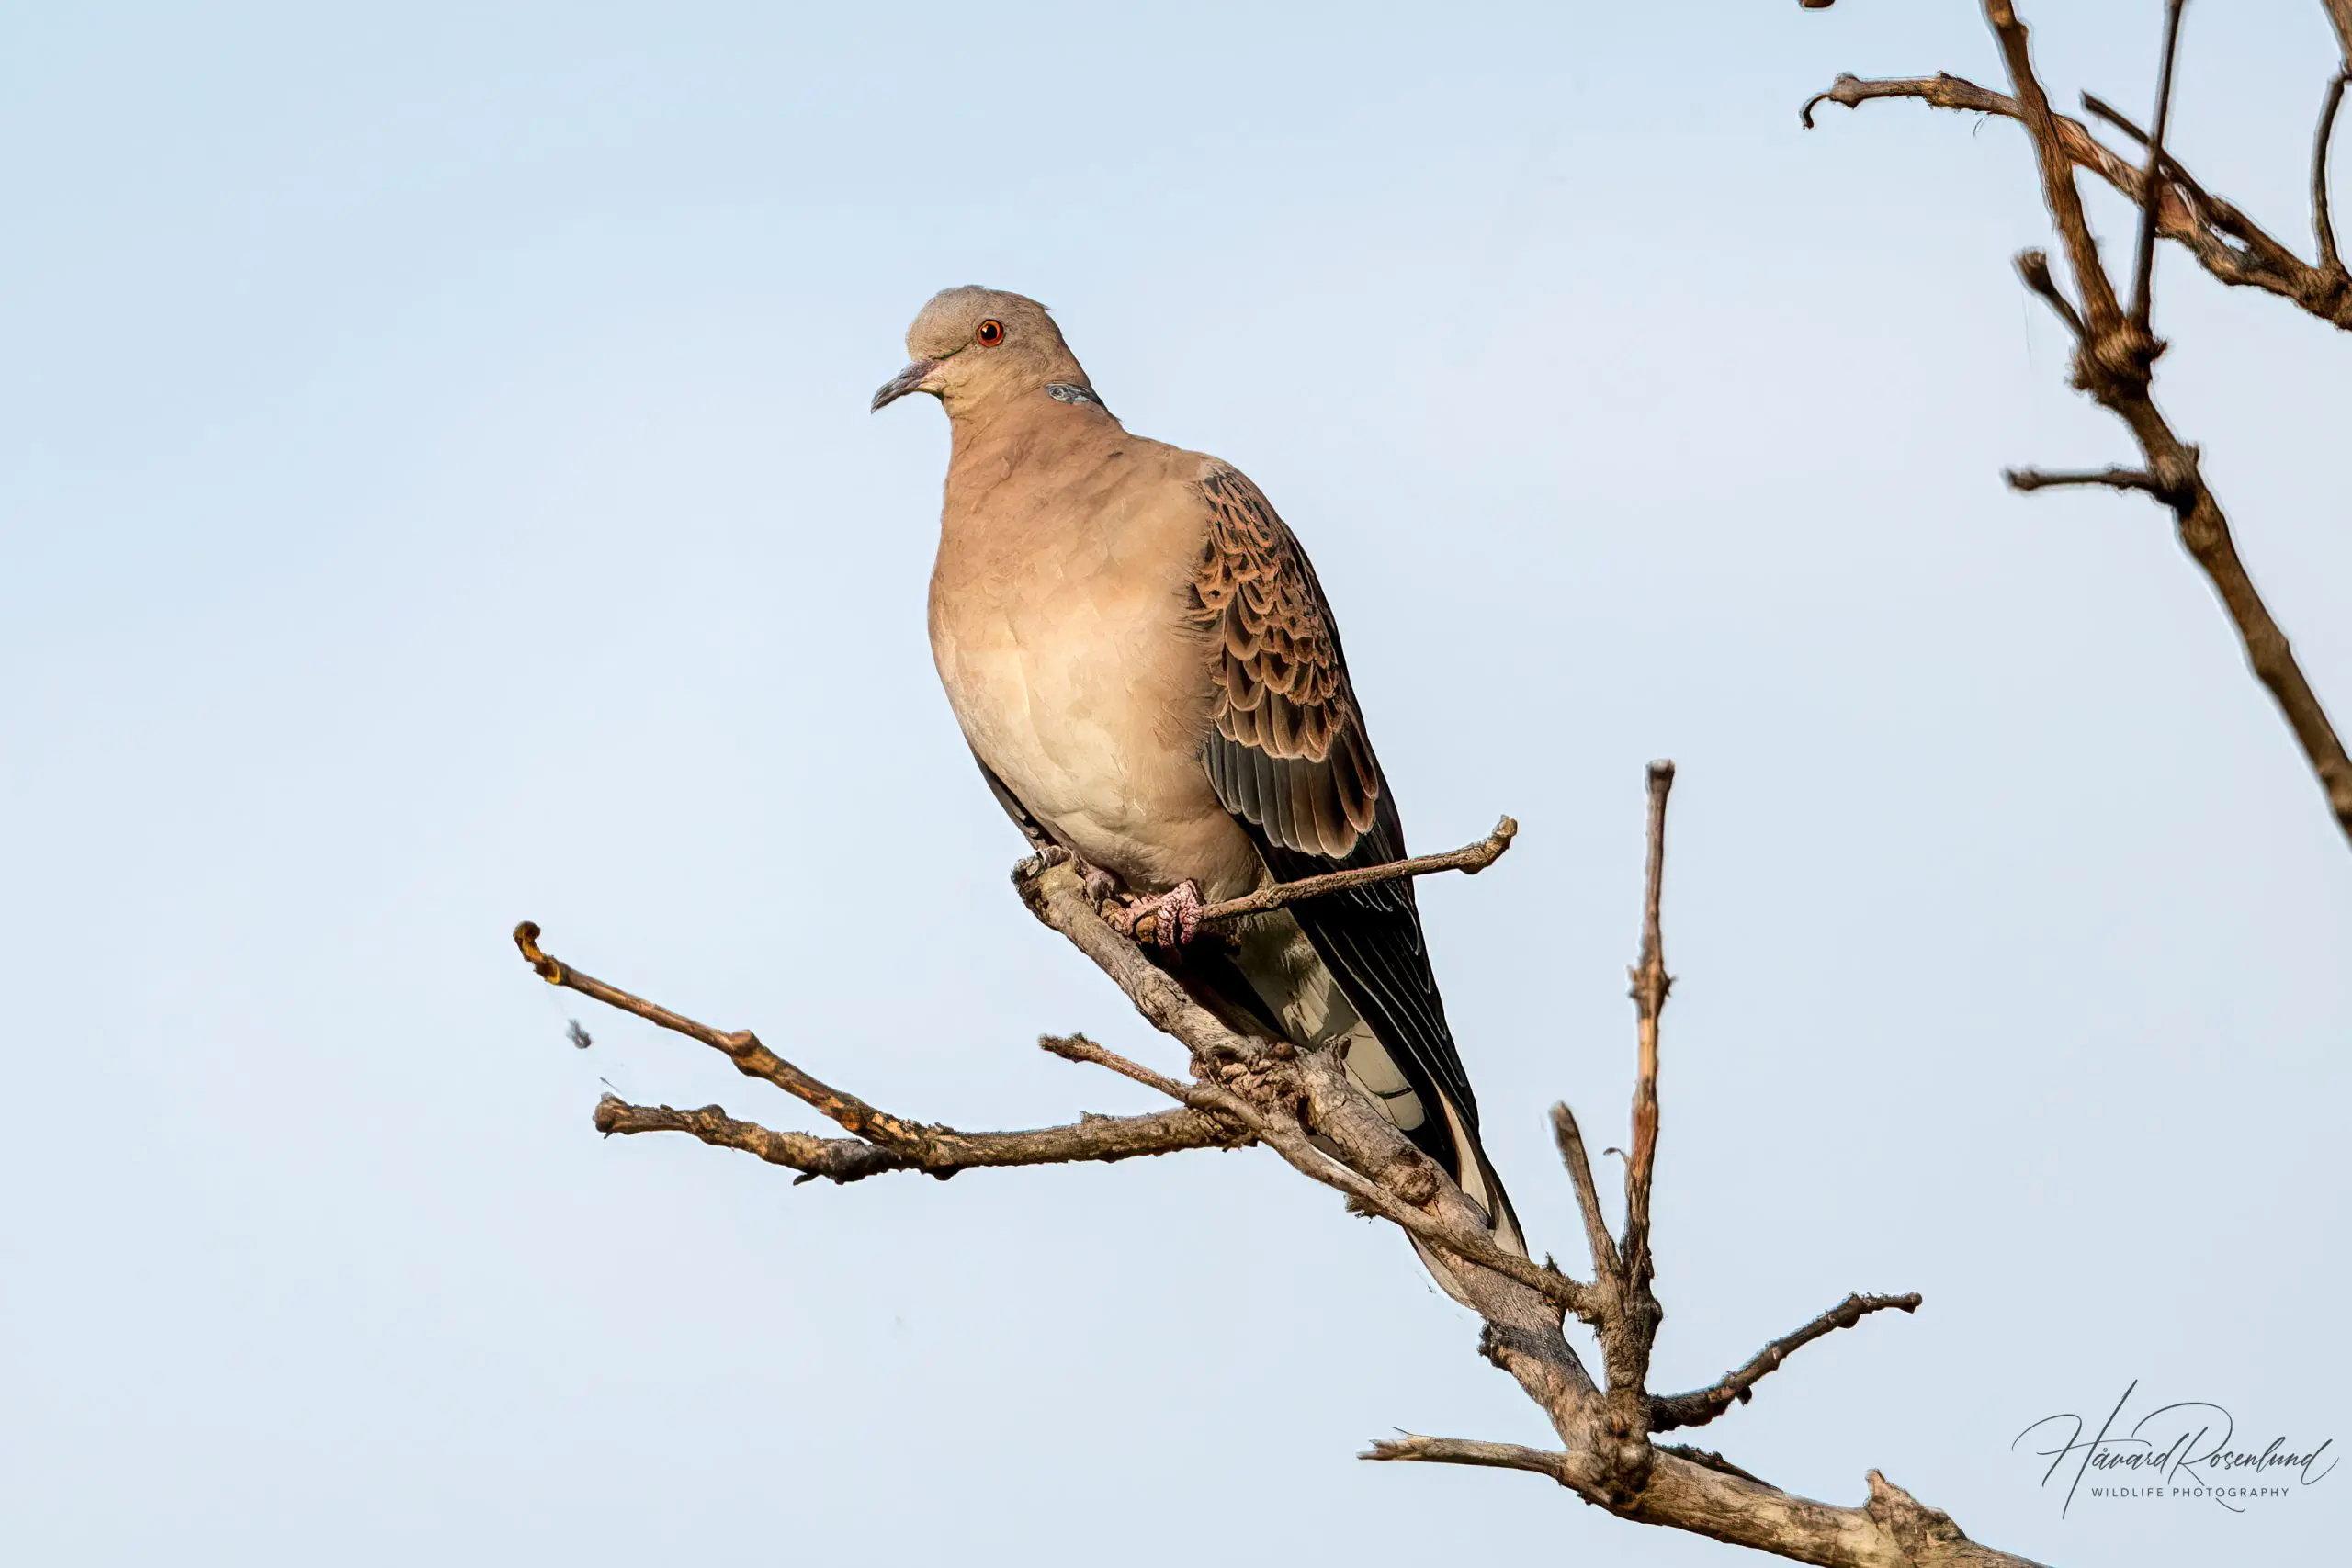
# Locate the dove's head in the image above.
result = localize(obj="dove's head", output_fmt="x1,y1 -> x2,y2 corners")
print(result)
871,287 -> 1093,418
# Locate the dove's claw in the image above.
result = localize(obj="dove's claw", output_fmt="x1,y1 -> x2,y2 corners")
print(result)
1122,880 -> 1205,949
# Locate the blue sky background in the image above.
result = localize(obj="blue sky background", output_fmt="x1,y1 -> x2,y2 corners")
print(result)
5,2 -> 2347,1563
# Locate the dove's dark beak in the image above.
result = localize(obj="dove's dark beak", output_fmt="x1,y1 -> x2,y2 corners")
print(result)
870,359 -> 938,412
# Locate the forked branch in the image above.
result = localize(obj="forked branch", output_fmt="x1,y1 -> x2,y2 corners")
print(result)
1802,57 -> 2352,329
513,922 -> 1252,1181
1806,1 -> 2352,848
1532,771 -> 1918,1442
1650,1292 -> 1926,1433
519,770 -> 2041,1565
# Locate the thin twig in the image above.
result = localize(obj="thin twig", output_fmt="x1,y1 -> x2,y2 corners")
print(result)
514,920 -> 946,1156
1361,1435 -> 1570,1480
1621,761 -> 1675,1298
2004,466 -> 2162,495
2316,69 -> 2349,274
1039,1031 -> 1227,1107
515,922 -> 1251,1174
1648,1292 -> 1926,1433
1552,1104 -> 1620,1287
1123,815 -> 1518,943
1987,0 -> 2125,336
2083,91 -> 2300,266
594,1098 -> 908,1181
1043,1024 -> 1600,1319
591,1094 -> 1250,1183
2130,0 -> 2191,331
1967,2 -> 2352,845
1806,70 -> 2352,329
1801,69 -> 2014,131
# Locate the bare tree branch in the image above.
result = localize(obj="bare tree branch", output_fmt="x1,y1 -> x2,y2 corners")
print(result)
591,1093 -> 1251,1184
518,768 -> 2062,1565
1622,761 -> 1674,1304
2002,465 -> 2160,495
1801,70 -> 2014,131
1119,815 -> 1517,944
1363,1435 -> 1570,1478
515,922 -> 1253,1178
1807,5 -> 2352,847
1982,0 -> 2352,846
1987,2 -> 2127,337
2078,93 -> 2309,287
1804,71 -> 2352,329
2317,68 -> 2349,273
1650,1292 -> 1927,1433
515,919 -> 943,1158
2127,0 -> 2189,331
1552,1102 -> 1619,1291
1034,886 -> 1602,1318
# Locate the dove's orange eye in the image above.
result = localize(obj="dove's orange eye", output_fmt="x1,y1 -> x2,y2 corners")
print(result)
975,319 -> 1005,346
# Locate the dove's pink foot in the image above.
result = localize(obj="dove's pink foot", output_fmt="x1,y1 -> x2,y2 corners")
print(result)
1121,880 -> 1206,949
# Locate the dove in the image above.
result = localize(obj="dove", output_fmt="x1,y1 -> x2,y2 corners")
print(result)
875,287 -> 1522,1292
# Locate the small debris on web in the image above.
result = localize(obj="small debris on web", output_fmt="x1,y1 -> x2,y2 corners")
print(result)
566,1019 -> 594,1050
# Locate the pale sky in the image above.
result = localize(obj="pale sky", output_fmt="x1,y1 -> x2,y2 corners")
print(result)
5,3 -> 2347,1564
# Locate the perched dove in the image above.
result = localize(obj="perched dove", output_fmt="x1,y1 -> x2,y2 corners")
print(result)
876,287 -> 1522,1289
